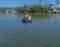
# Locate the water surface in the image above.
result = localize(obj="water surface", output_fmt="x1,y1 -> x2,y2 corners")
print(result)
0,13 -> 60,47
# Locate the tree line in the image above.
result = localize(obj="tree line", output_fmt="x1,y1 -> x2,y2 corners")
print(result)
0,7 -> 12,12
14,3 -> 49,13
0,0 -> 59,13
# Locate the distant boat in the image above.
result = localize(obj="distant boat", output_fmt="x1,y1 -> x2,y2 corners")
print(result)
22,15 -> 32,23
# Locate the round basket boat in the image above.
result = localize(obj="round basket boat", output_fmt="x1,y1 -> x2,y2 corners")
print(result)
22,19 -> 32,23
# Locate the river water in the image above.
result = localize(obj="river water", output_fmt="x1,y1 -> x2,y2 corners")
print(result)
0,13 -> 60,47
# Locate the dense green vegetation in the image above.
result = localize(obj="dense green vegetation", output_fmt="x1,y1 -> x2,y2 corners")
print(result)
0,4 -> 49,13
14,4 -> 49,13
13,0 -> 60,13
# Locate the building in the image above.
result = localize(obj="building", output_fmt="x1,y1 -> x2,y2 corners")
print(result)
49,6 -> 60,13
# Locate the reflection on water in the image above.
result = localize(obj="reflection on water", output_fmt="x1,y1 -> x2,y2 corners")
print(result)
22,22 -> 32,28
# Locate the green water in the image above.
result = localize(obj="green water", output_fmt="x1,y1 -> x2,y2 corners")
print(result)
0,13 -> 60,47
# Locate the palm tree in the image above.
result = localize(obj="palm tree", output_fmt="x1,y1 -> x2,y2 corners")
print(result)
55,0 -> 60,13
39,0 -> 42,4
39,0 -> 42,13
55,0 -> 59,4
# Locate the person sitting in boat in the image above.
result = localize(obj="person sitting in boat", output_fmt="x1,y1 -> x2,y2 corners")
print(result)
24,15 -> 29,20
28,15 -> 32,20
23,14 -> 32,20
